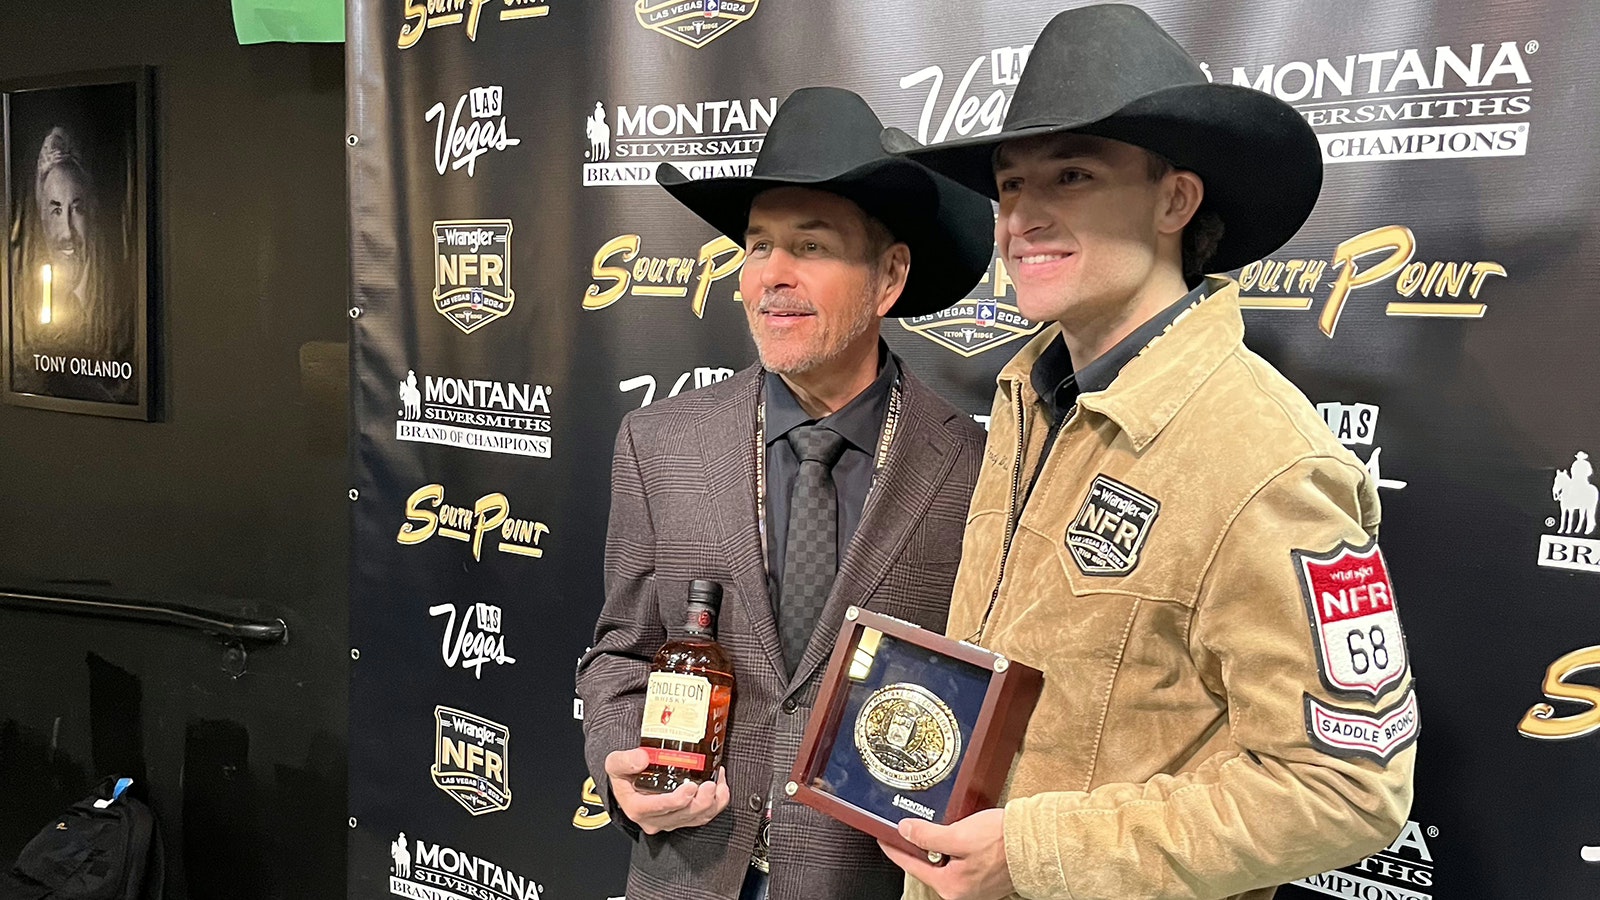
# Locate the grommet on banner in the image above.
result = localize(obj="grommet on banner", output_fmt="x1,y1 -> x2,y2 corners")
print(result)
348,307 -> 362,319
346,134 -> 359,147
348,817 -> 358,829
351,648 -> 361,660
348,489 -> 359,501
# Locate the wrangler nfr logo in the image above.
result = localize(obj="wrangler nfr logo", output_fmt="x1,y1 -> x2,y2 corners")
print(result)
1066,476 -> 1160,576
434,220 -> 513,334
431,706 -> 511,815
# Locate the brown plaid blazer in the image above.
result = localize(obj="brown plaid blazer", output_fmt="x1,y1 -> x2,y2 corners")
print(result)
577,357 -> 984,900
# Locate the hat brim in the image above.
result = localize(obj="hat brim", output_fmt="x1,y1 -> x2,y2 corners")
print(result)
893,82 -> 1322,272
657,157 -> 994,318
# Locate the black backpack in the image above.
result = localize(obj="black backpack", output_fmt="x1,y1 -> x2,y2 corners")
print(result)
1,778 -> 165,900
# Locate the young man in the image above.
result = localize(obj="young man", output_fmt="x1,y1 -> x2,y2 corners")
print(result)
576,87 -> 994,900
880,6 -> 1417,900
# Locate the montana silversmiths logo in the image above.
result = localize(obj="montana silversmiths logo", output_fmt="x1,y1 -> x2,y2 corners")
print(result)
397,484 -> 549,562
583,232 -> 744,317
1317,402 -> 1407,490
635,0 -> 758,49
582,95 -> 775,187
1540,451 -> 1599,574
398,370 -> 552,458
389,830 -> 544,900
1065,475 -> 1159,576
433,220 -> 513,333
1239,224 -> 1507,338
1203,38 -> 1537,164
620,365 -> 734,407
431,602 -> 515,679
426,87 -> 521,178
1292,820 -> 1437,900
398,0 -> 551,50
431,706 -> 511,816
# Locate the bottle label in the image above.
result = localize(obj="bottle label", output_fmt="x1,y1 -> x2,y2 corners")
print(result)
641,672 -> 712,743
642,746 -> 706,769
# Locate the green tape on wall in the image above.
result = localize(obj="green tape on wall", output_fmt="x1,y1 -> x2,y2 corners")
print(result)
232,0 -> 345,44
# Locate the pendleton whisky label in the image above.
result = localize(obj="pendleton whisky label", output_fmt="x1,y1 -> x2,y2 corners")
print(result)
641,672 -> 711,743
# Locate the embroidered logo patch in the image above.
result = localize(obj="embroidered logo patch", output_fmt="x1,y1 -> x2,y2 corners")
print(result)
1294,539 -> 1409,701
1305,688 -> 1419,765
1066,475 -> 1160,576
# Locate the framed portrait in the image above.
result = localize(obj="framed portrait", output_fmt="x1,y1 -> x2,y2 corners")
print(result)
2,68 -> 153,419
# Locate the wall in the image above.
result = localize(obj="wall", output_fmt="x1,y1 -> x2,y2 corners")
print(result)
0,2 -> 348,897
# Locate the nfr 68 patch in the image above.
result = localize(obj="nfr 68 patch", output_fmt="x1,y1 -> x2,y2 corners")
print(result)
1294,539 -> 1409,701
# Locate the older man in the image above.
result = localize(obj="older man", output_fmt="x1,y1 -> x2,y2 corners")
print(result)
577,87 -> 994,900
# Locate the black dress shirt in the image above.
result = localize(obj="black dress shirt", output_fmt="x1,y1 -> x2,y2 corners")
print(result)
763,344 -> 898,609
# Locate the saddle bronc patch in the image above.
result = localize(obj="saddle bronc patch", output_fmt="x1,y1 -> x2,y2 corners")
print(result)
1066,475 -> 1160,576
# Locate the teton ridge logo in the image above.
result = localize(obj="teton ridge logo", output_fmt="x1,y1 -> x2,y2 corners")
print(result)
433,220 -> 513,334
635,0 -> 758,49
431,706 -> 511,815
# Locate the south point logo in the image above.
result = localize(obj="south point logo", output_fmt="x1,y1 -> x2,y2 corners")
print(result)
398,0 -> 550,49
397,484 -> 549,562
433,220 -> 513,334
1238,224 -> 1506,338
584,232 -> 744,318
635,0 -> 759,49
431,706 -> 511,815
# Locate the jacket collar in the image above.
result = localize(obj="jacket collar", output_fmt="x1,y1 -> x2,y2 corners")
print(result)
998,276 -> 1245,451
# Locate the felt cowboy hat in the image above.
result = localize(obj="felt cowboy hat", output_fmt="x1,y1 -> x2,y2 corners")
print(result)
886,3 -> 1322,273
657,86 -> 995,318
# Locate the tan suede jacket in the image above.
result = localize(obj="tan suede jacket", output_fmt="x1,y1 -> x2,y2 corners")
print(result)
907,279 -> 1416,900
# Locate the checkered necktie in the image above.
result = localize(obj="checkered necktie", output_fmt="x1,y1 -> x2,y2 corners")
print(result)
779,425 -> 848,676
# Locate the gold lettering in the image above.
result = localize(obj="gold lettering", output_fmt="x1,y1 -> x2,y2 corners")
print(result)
1323,225 -> 1415,338
472,493 -> 509,561
692,235 -> 744,318
398,0 -> 428,48
1519,645 -> 1600,741
398,484 -> 443,544
584,234 -> 641,310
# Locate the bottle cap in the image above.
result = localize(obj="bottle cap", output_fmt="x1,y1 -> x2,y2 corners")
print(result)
688,579 -> 723,610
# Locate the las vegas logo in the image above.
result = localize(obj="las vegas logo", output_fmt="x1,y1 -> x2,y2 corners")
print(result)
433,220 -> 513,333
635,0 -> 758,49
1317,402 -> 1406,490
1538,451 -> 1599,574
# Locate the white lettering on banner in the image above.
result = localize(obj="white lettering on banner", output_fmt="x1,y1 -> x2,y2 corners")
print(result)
1206,39 -> 1540,163
584,96 -> 776,187
398,369 -> 554,458
427,86 -> 521,177
898,44 -> 1031,145
1539,451 -> 1600,574
1294,820 -> 1436,899
389,832 -> 542,900
620,366 -> 733,407
1317,403 -> 1406,490
430,602 -> 515,678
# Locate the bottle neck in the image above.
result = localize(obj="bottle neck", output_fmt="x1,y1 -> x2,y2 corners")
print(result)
684,602 -> 718,638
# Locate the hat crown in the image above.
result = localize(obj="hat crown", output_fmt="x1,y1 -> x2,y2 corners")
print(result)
752,86 -> 888,179
1007,3 -> 1208,131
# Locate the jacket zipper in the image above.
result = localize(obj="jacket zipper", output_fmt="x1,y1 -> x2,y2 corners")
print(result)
974,389 -> 1028,643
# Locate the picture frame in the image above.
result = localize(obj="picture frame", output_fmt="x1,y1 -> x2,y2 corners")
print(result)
2,67 -> 153,420
786,607 -> 1044,864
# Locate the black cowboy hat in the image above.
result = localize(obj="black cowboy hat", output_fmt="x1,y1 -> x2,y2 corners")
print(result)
886,3 -> 1322,273
657,86 -> 994,318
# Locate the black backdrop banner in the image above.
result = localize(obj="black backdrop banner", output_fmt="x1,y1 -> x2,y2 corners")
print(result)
347,2 -> 1600,898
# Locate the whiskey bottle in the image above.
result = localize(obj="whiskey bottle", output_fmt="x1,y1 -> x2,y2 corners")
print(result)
635,580 -> 735,794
